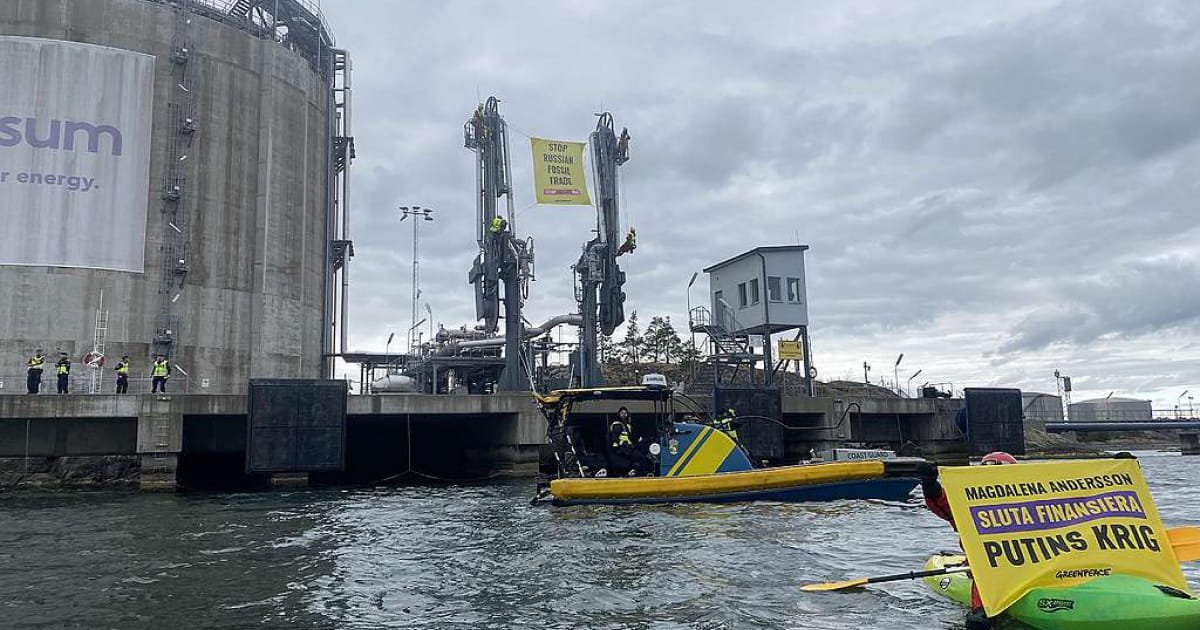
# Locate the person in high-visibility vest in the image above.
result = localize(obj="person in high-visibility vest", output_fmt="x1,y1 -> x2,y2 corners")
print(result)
489,215 -> 507,235
609,411 -> 634,449
152,355 -> 170,393
26,350 -> 46,394
55,352 -> 71,394
715,408 -> 739,442
607,407 -> 650,476
114,356 -> 130,394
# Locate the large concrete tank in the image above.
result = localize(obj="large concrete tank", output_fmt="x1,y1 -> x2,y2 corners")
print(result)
0,0 -> 335,393
1069,397 -> 1154,423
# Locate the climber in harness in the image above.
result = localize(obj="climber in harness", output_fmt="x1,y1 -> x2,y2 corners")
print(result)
616,227 -> 637,256
615,127 -> 631,164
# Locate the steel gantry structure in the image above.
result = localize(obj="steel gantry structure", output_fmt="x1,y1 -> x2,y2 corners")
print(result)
464,97 -> 536,391
573,113 -> 631,387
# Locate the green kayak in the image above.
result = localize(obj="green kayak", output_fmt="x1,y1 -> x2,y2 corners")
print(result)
923,554 -> 1200,630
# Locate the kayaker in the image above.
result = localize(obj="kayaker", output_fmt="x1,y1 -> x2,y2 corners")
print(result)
917,451 -> 1018,630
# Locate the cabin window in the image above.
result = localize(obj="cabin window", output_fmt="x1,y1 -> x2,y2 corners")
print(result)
787,277 -> 803,303
767,276 -> 782,302
749,279 -> 760,305
737,283 -> 747,308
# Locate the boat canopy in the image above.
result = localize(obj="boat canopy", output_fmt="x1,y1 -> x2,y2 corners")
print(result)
536,385 -> 674,405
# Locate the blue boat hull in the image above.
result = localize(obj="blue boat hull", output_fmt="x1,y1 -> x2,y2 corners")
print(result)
556,477 -> 919,506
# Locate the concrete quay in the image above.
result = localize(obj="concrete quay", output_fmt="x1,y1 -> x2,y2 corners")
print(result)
0,392 -> 966,491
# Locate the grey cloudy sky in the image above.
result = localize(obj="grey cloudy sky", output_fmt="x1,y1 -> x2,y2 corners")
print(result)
322,0 -> 1200,410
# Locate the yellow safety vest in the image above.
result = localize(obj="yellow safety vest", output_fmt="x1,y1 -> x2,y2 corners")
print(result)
611,421 -> 633,447
153,361 -> 169,377
718,411 -> 739,441
116,362 -> 129,376
489,217 -> 506,233
56,361 -> 69,375
27,356 -> 44,370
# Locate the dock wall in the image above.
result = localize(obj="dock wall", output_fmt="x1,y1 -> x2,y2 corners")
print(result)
0,393 -> 966,490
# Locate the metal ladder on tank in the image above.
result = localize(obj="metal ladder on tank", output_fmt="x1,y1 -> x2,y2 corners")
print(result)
155,1 -> 197,364
153,409 -> 171,464
88,292 -> 109,394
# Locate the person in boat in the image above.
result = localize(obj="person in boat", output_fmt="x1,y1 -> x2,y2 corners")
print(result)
714,408 -> 740,442
608,407 -> 652,476
918,451 -> 1017,630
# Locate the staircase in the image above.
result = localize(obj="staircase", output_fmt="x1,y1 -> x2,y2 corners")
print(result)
688,305 -> 756,390
229,0 -> 253,17
689,306 -> 753,364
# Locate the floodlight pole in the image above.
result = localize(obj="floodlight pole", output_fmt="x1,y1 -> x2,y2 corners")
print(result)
400,206 -> 434,352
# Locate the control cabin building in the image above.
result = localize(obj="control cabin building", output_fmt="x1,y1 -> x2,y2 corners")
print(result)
702,245 -> 811,390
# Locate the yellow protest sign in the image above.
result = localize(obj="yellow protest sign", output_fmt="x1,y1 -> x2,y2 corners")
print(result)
777,339 -> 803,361
940,459 -> 1188,616
531,138 -> 591,205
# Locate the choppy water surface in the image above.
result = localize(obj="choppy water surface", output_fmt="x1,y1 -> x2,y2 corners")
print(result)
2,454 -> 1198,629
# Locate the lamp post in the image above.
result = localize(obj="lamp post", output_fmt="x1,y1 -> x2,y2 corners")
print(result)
907,369 -> 923,398
894,353 -> 904,396
1178,390 -> 1190,419
863,361 -> 871,384
1190,395 -> 1195,420
407,318 -> 427,353
385,332 -> 395,362
399,206 -> 435,352
686,271 -> 699,377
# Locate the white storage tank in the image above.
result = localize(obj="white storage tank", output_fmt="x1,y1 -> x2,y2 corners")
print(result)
1068,397 -> 1153,423
0,0 -> 337,393
1021,392 -> 1063,429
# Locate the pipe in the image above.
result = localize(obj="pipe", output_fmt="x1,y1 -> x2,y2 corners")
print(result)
756,252 -> 772,386
444,314 -> 582,352
436,326 -> 490,343
338,50 -> 352,357
321,52 -> 335,377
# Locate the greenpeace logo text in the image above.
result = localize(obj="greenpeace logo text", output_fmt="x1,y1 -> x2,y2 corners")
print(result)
0,116 -> 124,156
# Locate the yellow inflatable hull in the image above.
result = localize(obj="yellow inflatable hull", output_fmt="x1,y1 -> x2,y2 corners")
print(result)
549,460 -> 916,505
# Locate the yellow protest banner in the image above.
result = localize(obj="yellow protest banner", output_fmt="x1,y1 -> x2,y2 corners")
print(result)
777,339 -> 803,361
531,138 -> 591,205
940,459 -> 1188,616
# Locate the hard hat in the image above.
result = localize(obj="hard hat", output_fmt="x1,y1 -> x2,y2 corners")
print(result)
981,452 -> 1018,466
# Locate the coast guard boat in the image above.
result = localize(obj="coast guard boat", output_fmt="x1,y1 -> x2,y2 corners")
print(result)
532,384 -> 923,506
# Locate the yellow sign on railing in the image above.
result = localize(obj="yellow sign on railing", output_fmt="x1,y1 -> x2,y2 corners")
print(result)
777,339 -> 803,361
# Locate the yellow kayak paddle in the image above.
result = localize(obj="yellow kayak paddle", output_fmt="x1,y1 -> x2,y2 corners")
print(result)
802,526 -> 1200,593
801,565 -> 970,592
1169,526 -> 1200,562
